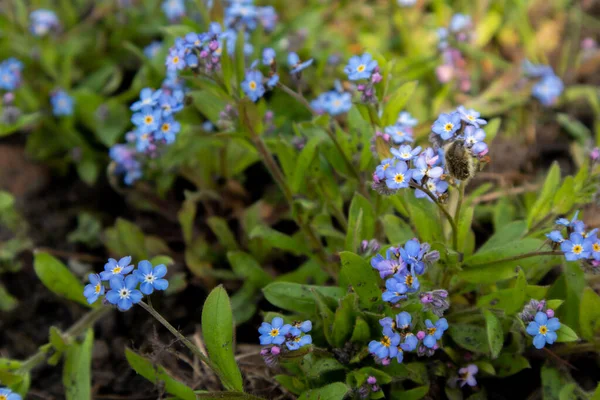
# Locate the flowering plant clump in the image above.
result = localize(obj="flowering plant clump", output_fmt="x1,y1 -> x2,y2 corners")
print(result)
2,1 -> 600,399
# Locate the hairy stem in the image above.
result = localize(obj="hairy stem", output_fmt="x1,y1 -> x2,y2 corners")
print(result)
472,250 -> 563,266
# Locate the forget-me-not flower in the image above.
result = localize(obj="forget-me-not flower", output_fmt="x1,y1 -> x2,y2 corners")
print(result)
258,317 -> 291,345
526,312 -> 560,349
106,275 -> 143,311
134,260 -> 169,295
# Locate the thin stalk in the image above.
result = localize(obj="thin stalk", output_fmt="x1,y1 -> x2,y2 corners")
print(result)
476,250 -> 563,266
453,180 -> 466,252
18,305 -> 111,373
276,82 -> 316,116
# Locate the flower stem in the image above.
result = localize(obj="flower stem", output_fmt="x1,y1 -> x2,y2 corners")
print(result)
453,180 -> 467,255
469,250 -> 563,266
18,305 -> 111,373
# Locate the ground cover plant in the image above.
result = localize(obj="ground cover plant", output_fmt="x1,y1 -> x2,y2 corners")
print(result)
1,0 -> 600,399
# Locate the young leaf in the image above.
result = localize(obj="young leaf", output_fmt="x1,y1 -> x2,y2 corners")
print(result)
339,252 -> 382,310
227,251 -> 272,287
381,214 -> 414,244
292,136 -> 322,194
298,382 -> 350,400
448,324 -> 489,353
33,252 -> 89,307
249,225 -> 310,256
202,286 -> 244,392
579,288 -> 600,341
464,238 -> 544,268
63,329 -> 94,400
125,348 -> 196,400
345,193 -> 375,252
476,269 -> 527,315
263,282 -> 345,313
381,81 -> 418,126
555,324 -> 579,343
208,217 -> 240,251
527,162 -> 560,228
483,310 -> 503,359
331,293 -> 358,348
492,354 -> 530,377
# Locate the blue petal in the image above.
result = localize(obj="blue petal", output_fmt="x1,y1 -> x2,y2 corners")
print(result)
526,322 -> 540,335
138,260 -> 152,275
545,331 -> 557,344
546,318 -> 560,331
423,335 -> 436,348
154,264 -> 168,278
140,282 -> 154,295
534,312 -> 548,325
271,317 -> 283,328
105,290 -> 120,304
259,335 -> 272,345
154,279 -> 169,291
533,334 -> 546,349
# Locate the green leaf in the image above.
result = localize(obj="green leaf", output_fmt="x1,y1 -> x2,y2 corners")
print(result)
351,317 -> 371,343
391,385 -> 430,400
104,218 -> 148,262
474,11 -> 502,47
345,193 -> 375,252
403,192 -> 443,244
274,375 -> 305,395
339,252 -> 382,310
580,288 -> 600,341
249,225 -> 310,256
195,393 -> 264,399
448,324 -> 489,353
33,252 -> 89,307
234,29 -> 246,95
227,251 -> 272,287
125,348 -> 196,400
331,293 -> 358,348
555,324 -> 579,342
527,162 -> 561,228
262,282 -> 345,313
541,365 -> 562,400
202,286 -> 244,392
381,214 -> 414,244
552,176 -> 575,215
0,112 -> 42,137
478,221 -> 527,253
483,310 -> 503,359
178,200 -> 197,245
208,217 -> 239,251
382,81 -> 418,126
305,357 -> 345,380
493,354 -> 530,377
63,329 -> 93,400
464,238 -> 544,268
292,136 -> 322,194
457,206 -> 474,255
298,382 -> 350,400
476,269 -> 527,315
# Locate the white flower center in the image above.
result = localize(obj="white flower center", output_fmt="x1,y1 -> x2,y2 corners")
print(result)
144,273 -> 155,283
119,288 -> 131,299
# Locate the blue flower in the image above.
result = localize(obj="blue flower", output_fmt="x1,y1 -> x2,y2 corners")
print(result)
133,260 -> 169,295
83,274 -> 105,304
100,256 -> 134,281
375,158 -> 394,180
258,317 -> 291,345
385,124 -> 414,144
395,268 -> 420,293
396,312 -> 412,330
162,0 -> 186,21
110,145 -> 142,185
371,251 -> 405,278
286,334 -> 312,350
457,106 -> 487,127
555,211 -> 585,233
134,130 -> 154,153
131,88 -> 163,111
560,233 -> 592,261
262,48 -> 276,65
156,116 -> 181,144
51,90 -> 74,116
158,91 -> 184,117
400,239 -> 426,274
546,230 -> 564,243
242,70 -> 266,102
288,52 -> 314,74
379,317 -> 394,330
463,126 -> 486,146
397,111 -> 418,127
30,9 -> 60,36
384,161 -> 412,190
258,6 -> 278,31
166,49 -> 186,72
225,3 -> 258,30
416,178 -> 449,201
105,275 -> 143,311
382,273 -> 417,303
0,65 -> 20,91
449,13 -> 471,32
391,145 -> 422,161
144,41 -> 163,59
432,112 -> 462,140
526,312 -> 560,349
411,153 -> 443,183
590,234 -> 600,261
266,73 -> 279,89
344,53 -> 378,81
423,318 -> 448,348
368,327 -> 400,359
325,91 -> 352,116
522,60 -> 554,78
132,106 -> 162,133
290,320 -> 312,336
401,333 -> 419,351
532,74 -> 564,106
0,388 -> 21,400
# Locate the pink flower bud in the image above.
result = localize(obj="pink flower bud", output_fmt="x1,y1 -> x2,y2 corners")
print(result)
591,147 -> 599,162
367,376 -> 377,385
546,309 -> 554,318
436,65 -> 454,83
371,72 -> 382,84
372,172 -> 380,183
382,133 -> 391,142
433,343 -> 439,350
372,385 -> 380,392
357,84 -> 366,91
200,50 -> 209,58
381,357 -> 390,366
260,348 -> 269,356
209,40 -> 219,51
417,331 -> 426,340
271,346 -> 281,355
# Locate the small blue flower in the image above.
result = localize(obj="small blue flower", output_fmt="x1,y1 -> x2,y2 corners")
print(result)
258,317 -> 291,345
391,145 -> 422,161
290,320 -> 312,336
242,70 -> 266,102
384,161 -> 412,190
379,317 -> 394,330
449,13 -> 471,32
526,312 -> 560,349
156,116 -> 181,144
416,178 -> 449,201
286,334 -> 312,350
385,124 -> 414,144
411,154 -> 443,183
396,312 -> 412,330
83,274 -> 105,304
560,232 -> 592,261
51,90 -> 74,117
258,6 -> 278,32
395,268 -> 420,293
162,0 -> 186,21
100,256 -> 134,281
266,73 -> 279,89
546,230 -> 564,243
522,60 -> 555,78
371,252 -> 404,278
0,388 -> 21,400
105,275 -> 143,311
262,48 -> 276,65
344,53 -> 378,81
397,111 -> 418,127
368,327 -> 400,359
30,9 -> 60,36
375,158 -> 394,181
144,41 -> 163,59
166,49 -> 186,72
400,239 -> 426,275
423,318 -> 448,348
463,126 -> 486,146
457,106 -> 487,127
589,234 -> 600,261
132,106 -> 162,133
131,88 -> 163,111
401,333 -> 419,351
326,91 -> 352,116
432,112 -> 462,140
382,273 -> 418,303
288,52 -> 314,74
133,260 -> 169,295
532,74 -> 564,106
110,145 -> 142,185
555,211 -> 585,233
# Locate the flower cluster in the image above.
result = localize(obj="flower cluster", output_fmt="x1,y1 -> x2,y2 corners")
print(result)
50,90 -> 74,117
224,0 -> 278,32
519,299 -> 560,349
382,111 -> 418,145
545,211 -> 599,269
344,53 -> 381,103
259,317 -> 312,365
368,312 -> 448,364
0,388 -> 21,400
356,376 -> 380,398
162,0 -> 186,21
30,9 -> 60,37
372,106 -> 489,200
0,58 -> 23,92
83,256 -> 169,311
311,89 -> 352,116
522,60 -> 564,106
436,14 -> 474,92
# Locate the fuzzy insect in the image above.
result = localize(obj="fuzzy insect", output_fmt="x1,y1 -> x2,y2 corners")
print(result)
444,140 -> 475,180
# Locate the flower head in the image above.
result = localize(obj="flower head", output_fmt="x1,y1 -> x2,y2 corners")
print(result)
144,41 -> 163,59
285,334 -> 312,350
258,317 -> 291,345
132,106 -> 162,133
83,274 -> 105,304
290,320 -> 312,336
400,239 -> 426,274
457,106 -> 487,127
106,275 -> 143,311
131,88 -> 163,111
432,112 -> 462,140
288,52 -> 314,74
526,312 -> 560,349
423,318 -> 448,348
133,260 -> 169,295
391,145 -> 421,161
532,74 -> 564,106
162,0 -> 186,21
385,124 -> 414,144
458,364 -> 478,387
368,327 -> 401,359
242,70 -> 266,102
397,111 -> 418,127
100,256 -> 134,281
51,90 -> 74,117
344,53 -> 378,81
262,48 -> 276,65
560,232 -> 592,261
30,9 -> 60,36
384,161 -> 412,190
546,230 -> 564,243
0,388 -> 21,400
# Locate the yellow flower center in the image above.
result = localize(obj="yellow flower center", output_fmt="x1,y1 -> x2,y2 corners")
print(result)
95,283 -> 102,294
380,335 -> 391,347
539,325 -> 548,335
269,328 -> 279,337
572,244 -> 583,254
382,163 -> 390,171
249,81 -> 257,90
112,266 -> 122,274
444,123 -> 454,132
172,56 -> 180,64
467,115 -> 475,121
394,173 -> 405,184
398,130 -> 404,136
161,123 -> 170,132
294,336 -> 302,342
427,327 -> 437,335
593,243 -> 600,252
357,64 -> 366,72
405,274 -> 413,286
333,100 -> 341,107
0,395 -> 7,400
144,116 -> 153,125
